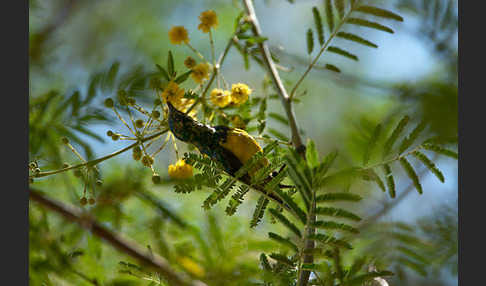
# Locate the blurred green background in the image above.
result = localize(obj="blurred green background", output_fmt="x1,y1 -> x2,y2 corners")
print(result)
29,0 -> 457,285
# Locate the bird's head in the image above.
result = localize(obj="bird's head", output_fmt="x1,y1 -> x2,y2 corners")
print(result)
167,101 -> 214,143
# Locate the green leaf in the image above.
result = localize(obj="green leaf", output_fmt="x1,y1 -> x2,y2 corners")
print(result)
312,7 -> 325,45
306,139 -> 319,169
399,121 -> 427,154
260,253 -> 272,271
327,46 -> 358,61
382,164 -> 396,198
363,123 -> 382,165
268,232 -> 299,252
336,32 -> 378,48
421,144 -> 458,159
316,192 -> 362,203
356,5 -> 404,22
167,50 -> 175,77
284,150 -> 312,202
361,168 -> 386,193
315,207 -> 361,221
313,221 -> 359,234
397,257 -> 427,276
399,157 -> 423,194
269,208 -> 301,238
250,196 -> 269,228
325,0 -> 335,32
396,246 -> 429,264
155,64 -> 170,81
308,233 -> 353,249
268,128 -> 289,142
413,151 -> 445,183
346,18 -> 394,33
273,188 -> 307,224
225,185 -> 250,216
335,0 -> 345,19
325,63 -> 341,73
306,29 -> 314,55
383,115 -> 410,157
268,112 -> 289,126
269,253 -> 295,266
174,70 -> 192,84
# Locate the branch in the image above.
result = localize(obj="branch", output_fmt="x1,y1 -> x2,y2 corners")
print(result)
32,128 -> 169,179
29,188 -> 206,286
242,0 -> 305,156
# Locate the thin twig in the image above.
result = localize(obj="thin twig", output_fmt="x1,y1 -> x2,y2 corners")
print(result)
32,128 -> 169,179
29,188 -> 206,286
242,0 -> 305,155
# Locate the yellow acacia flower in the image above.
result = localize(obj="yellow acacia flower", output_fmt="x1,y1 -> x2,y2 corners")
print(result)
198,10 -> 218,33
177,256 -> 205,278
230,83 -> 252,105
161,82 -> 185,104
168,159 -> 193,179
168,26 -> 189,45
210,88 -> 231,108
172,97 -> 197,118
184,56 -> 196,69
191,62 -> 211,84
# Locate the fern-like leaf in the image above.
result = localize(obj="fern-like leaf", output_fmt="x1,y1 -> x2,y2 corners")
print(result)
312,7 -> 325,45
306,28 -> 314,55
361,169 -> 386,193
250,196 -> 269,228
269,253 -> 295,266
346,18 -> 394,33
225,185 -> 250,215
315,207 -> 361,221
325,63 -> 341,73
336,32 -> 378,48
335,0 -> 346,19
355,5 -> 404,22
382,163 -> 396,198
269,208 -> 302,238
383,115 -> 410,157
413,151 -> 445,183
399,121 -> 426,154
260,253 -> 272,271
274,188 -> 307,224
422,143 -> 458,159
316,192 -> 362,202
313,221 -> 359,234
363,123 -> 381,165
309,233 -> 353,249
325,0 -> 335,32
399,157 -> 423,194
327,46 -> 359,61
268,232 -> 299,252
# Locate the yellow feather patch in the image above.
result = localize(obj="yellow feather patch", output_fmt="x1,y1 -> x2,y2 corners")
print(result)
219,128 -> 268,175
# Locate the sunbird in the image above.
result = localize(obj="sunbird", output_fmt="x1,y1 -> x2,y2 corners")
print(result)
167,102 -> 285,203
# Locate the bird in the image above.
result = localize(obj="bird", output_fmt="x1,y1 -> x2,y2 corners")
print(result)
167,102 -> 284,203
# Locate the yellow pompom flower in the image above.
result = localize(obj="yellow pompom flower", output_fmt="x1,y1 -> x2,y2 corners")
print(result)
230,83 -> 252,105
177,256 -> 205,278
168,26 -> 189,45
168,159 -> 193,179
161,82 -> 185,104
210,88 -> 231,108
198,10 -> 218,33
191,63 -> 211,84
184,56 -> 196,69
172,98 -> 197,118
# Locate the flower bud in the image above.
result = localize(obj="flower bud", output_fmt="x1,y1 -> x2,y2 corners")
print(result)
80,197 -> 87,206
135,119 -> 145,129
104,98 -> 114,108
152,110 -> 161,119
61,137 -> 69,144
152,174 -> 161,184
